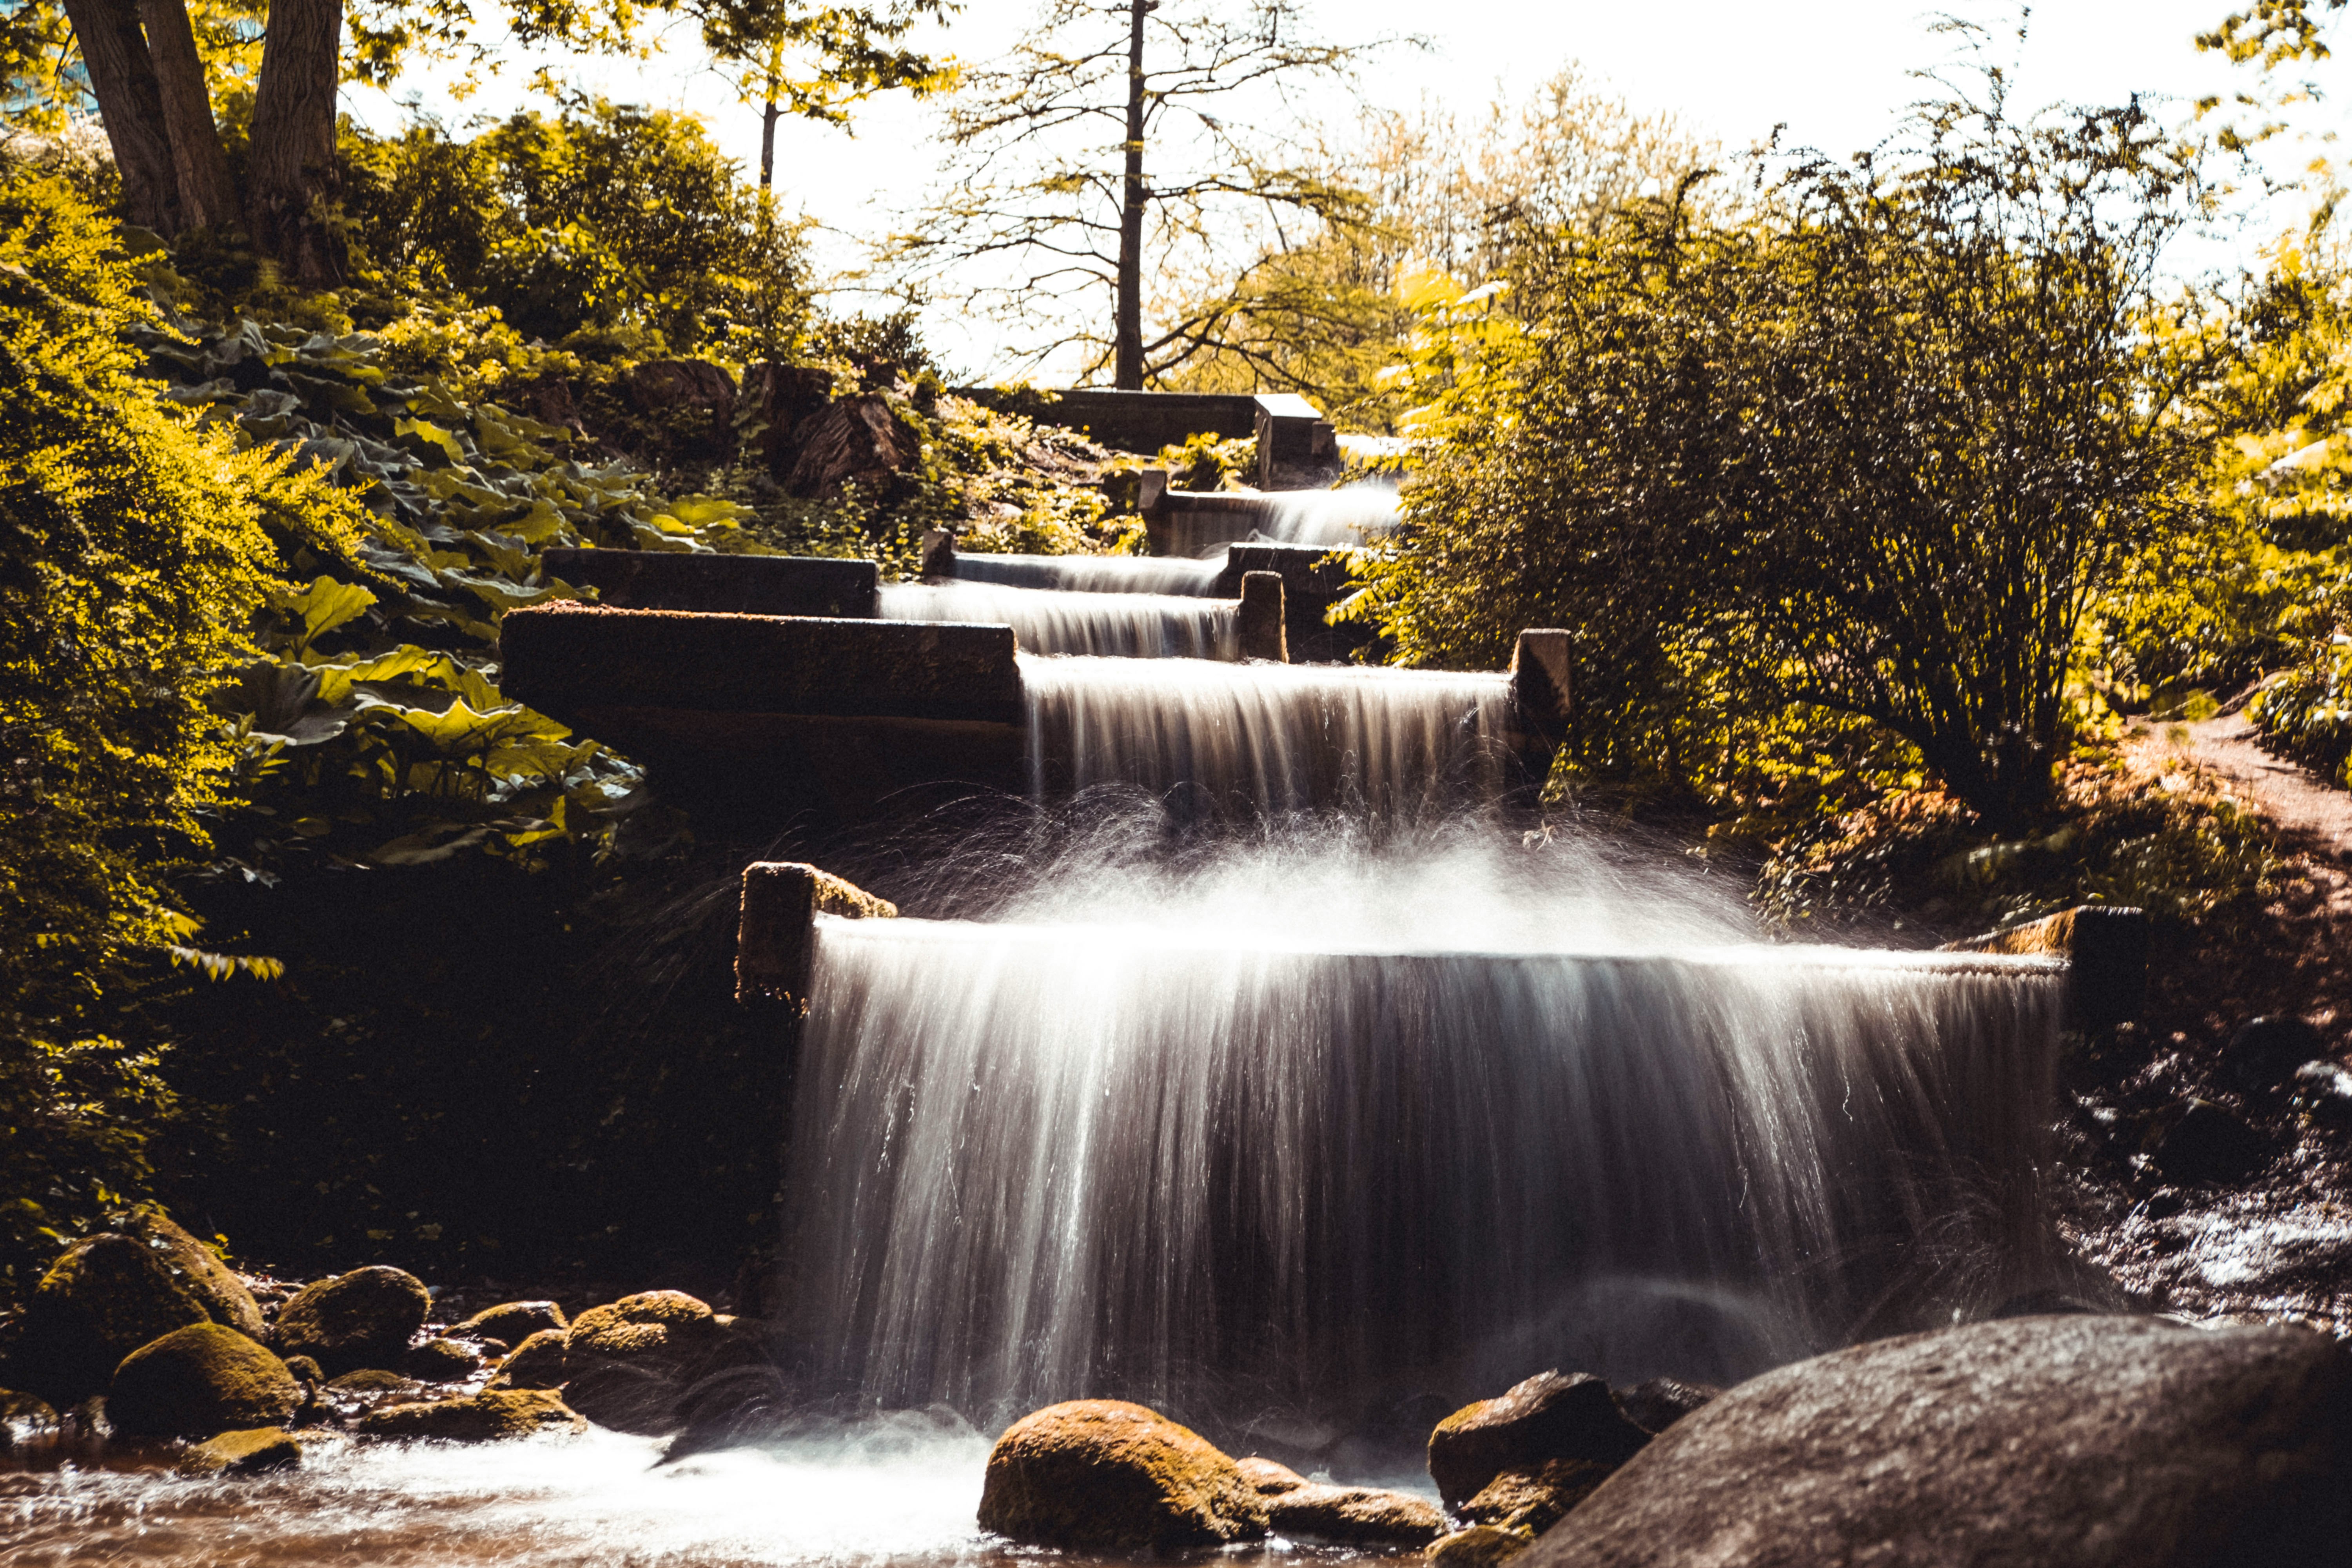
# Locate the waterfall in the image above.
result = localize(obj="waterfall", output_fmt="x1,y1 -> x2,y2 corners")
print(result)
951,551 -> 1227,595
1019,656 -> 1515,816
786,907 -> 2063,1437
878,583 -> 1239,659
1256,485 -> 1401,546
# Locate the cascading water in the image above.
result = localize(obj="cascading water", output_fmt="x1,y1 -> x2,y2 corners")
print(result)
1255,485 -> 1400,546
782,823 -> 2065,1446
949,551 -> 1227,595
877,583 -> 1238,659
1018,656 -> 1517,816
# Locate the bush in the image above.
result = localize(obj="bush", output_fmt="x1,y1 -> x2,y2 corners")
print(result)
0,159 -> 364,1299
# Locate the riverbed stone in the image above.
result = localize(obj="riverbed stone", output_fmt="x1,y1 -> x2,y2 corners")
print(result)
179,1425 -> 303,1477
17,1233 -> 211,1402
2144,1098 -> 2270,1184
399,1337 -> 483,1381
107,1322 -> 301,1438
1518,1314 -> 2352,1568
1430,1525 -> 1537,1568
275,1266 -> 432,1375
118,1207 -> 267,1340
314,1368 -> 426,1424
978,1399 -> 1269,1549
561,1290 -> 731,1432
1264,1483 -> 1446,1544
1236,1455 -> 1310,1495
1610,1377 -> 1719,1435
0,1390 -> 60,1452
1461,1459 -> 1613,1534
455,1300 -> 567,1346
490,1327 -> 569,1390
1428,1371 -> 1650,1512
357,1387 -> 587,1442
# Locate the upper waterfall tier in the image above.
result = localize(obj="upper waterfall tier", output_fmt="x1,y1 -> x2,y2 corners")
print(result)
951,551 -> 1227,595
878,583 -> 1240,659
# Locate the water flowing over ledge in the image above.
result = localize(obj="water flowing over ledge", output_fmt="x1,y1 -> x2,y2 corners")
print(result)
950,551 -> 1227,595
879,583 -> 1239,659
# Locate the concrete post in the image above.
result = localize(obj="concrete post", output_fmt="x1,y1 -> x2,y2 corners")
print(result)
1943,905 -> 2148,1031
735,861 -> 898,1011
1238,572 -> 1287,662
1510,630 -> 1575,739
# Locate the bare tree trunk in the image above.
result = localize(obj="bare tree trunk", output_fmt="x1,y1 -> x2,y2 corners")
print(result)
137,0 -> 237,230
59,0 -> 181,234
761,95 -> 781,189
1113,0 -> 1150,390
247,0 -> 345,284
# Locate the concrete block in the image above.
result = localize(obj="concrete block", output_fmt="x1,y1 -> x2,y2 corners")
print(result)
1944,906 -> 2148,1030
736,862 -> 897,1011
1238,573 -> 1287,662
543,548 -> 878,619
1510,631 -> 1575,738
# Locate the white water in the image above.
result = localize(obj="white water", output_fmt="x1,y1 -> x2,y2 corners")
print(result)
1255,487 -> 1400,546
784,821 -> 2065,1439
879,583 -> 1238,659
949,551 -> 1226,595
1019,656 -> 1516,816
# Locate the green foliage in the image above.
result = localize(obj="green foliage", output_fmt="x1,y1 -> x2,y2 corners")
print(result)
1352,84 -> 2207,827
0,160 -> 368,1296
341,99 -> 811,358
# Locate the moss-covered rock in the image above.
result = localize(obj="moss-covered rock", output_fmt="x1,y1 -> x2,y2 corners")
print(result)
977,1399 -> 1268,1550
356,1387 -> 587,1442
275,1266 -> 431,1375
118,1207 -> 266,1340
15,1234 -> 212,1403
0,1390 -> 60,1452
108,1323 -> 301,1438
399,1338 -> 482,1381
1460,1459 -> 1613,1535
1236,1455 -> 1310,1496
179,1426 -> 303,1477
1428,1372 -> 1649,1512
561,1290 -> 728,1433
1430,1525 -> 1536,1568
490,1328 -> 568,1390
455,1301 -> 567,1346
314,1368 -> 427,1425
1264,1483 -> 1447,1544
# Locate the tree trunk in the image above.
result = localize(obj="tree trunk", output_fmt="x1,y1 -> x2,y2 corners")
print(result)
1112,0 -> 1149,390
760,39 -> 782,190
247,0 -> 346,284
138,0 -> 238,230
60,0 -> 181,234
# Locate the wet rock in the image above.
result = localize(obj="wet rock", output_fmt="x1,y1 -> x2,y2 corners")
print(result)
660,1364 -> 797,1463
1430,1525 -> 1536,1568
179,1425 -> 302,1477
2223,1015 -> 2326,1091
1986,1289 -> 2102,1319
399,1338 -> 483,1382
1610,1378 -> 1719,1436
1516,1315 -> 2352,1568
118,1207 -> 267,1340
2291,1059 -> 2352,1122
454,1301 -> 566,1347
1264,1483 -> 1446,1544
314,1368 -> 427,1424
2144,1098 -> 2270,1184
563,1360 -> 681,1435
978,1399 -> 1269,1549
490,1328 -> 569,1391
1236,1455 -> 1310,1495
107,1323 -> 301,1438
0,1390 -> 60,1452
784,393 -> 918,500
275,1266 -> 432,1376
1461,1459 -> 1613,1534
357,1387 -> 587,1443
561,1290 -> 730,1432
1428,1372 -> 1650,1512
16,1233 -> 211,1402
283,1356 -> 323,1387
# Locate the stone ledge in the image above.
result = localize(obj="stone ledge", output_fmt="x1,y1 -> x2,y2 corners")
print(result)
1943,905 -> 2148,1029
544,548 -> 879,619
735,862 -> 897,1010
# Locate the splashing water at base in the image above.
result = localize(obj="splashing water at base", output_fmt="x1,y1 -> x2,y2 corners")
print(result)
879,583 -> 1238,659
949,552 -> 1227,595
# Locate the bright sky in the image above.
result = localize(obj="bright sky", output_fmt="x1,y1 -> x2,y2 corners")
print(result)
347,0 -> 2351,376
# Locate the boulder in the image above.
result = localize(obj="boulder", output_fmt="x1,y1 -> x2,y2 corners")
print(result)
1430,1526 -> 1536,1568
358,1387 -> 586,1443
562,1290 -> 728,1432
2292,1059 -> 2352,1122
490,1328 -> 569,1391
2144,1098 -> 2270,1184
179,1426 -> 302,1478
1460,1459 -> 1613,1535
16,1233 -> 211,1401
1236,1455 -> 1310,1496
659,1364 -> 797,1464
455,1300 -> 567,1346
977,1399 -> 1269,1549
314,1368 -> 426,1425
784,393 -> 918,500
118,1207 -> 267,1340
1428,1371 -> 1650,1511
1263,1483 -> 1446,1544
563,1360 -> 682,1435
0,1390 -> 60,1452
1518,1314 -> 2352,1568
274,1266 -> 432,1376
1611,1377 -> 1719,1436
400,1338 -> 483,1382
283,1356 -> 323,1386
2223,1015 -> 2327,1090
107,1323 -> 301,1438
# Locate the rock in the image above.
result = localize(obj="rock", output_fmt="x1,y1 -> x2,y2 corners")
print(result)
2223,1015 -> 2327,1090
357,1387 -> 586,1443
179,1426 -> 302,1477
1264,1483 -> 1446,1544
1460,1459 -> 1613,1534
1430,1525 -> 1536,1568
274,1266 -> 432,1376
563,1360 -> 682,1435
399,1338 -> 483,1382
314,1368 -> 426,1424
0,1390 -> 60,1452
561,1290 -> 730,1432
454,1301 -> 566,1346
1610,1378 -> 1719,1435
659,1364 -> 796,1464
283,1356 -> 323,1386
490,1328 -> 568,1390
2144,1098 -> 2270,1184
1428,1372 -> 1650,1512
1236,1455 -> 1310,1495
2292,1059 -> 2352,1121
784,393 -> 919,500
1516,1315 -> 2352,1568
118,1208 -> 267,1340
977,1399 -> 1269,1549
746,361 -> 837,474
107,1322 -> 301,1438
16,1233 -> 212,1401
617,359 -> 737,461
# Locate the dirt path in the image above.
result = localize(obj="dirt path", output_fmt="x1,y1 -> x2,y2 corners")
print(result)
2121,712 -> 2352,860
